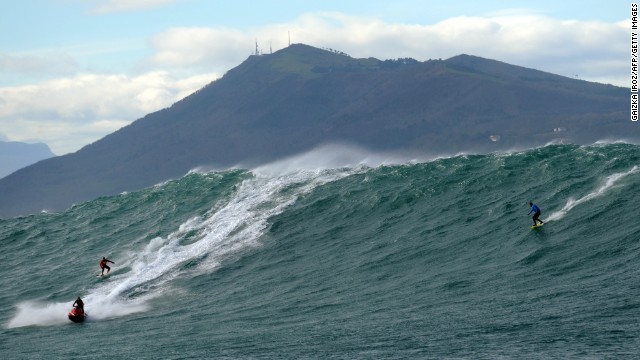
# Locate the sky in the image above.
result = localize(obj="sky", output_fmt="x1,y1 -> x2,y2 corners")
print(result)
0,0 -> 632,155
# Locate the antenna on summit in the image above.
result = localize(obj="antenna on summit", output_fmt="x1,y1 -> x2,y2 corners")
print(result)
255,39 -> 259,55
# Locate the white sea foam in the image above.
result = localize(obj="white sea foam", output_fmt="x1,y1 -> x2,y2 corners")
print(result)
7,301 -> 71,327
593,138 -> 639,146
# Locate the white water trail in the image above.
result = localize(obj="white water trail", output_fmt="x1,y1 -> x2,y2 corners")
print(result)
7,295 -> 150,328
546,166 -> 638,221
7,165 -> 361,328
101,168 -> 356,299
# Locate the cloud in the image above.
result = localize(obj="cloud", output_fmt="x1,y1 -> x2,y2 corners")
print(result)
90,0 -> 178,14
288,12 -> 627,83
148,27 -> 251,69
0,52 -> 78,77
0,71 -> 217,154
1,10 -> 628,154
145,11 -> 627,86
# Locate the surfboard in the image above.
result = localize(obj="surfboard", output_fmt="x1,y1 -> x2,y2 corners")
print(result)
530,223 -> 544,229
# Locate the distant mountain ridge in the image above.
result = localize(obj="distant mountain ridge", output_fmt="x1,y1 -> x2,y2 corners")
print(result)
0,141 -> 56,179
0,44 -> 634,218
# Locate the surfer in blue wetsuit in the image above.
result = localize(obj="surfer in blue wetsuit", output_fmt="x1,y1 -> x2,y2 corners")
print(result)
528,202 -> 544,226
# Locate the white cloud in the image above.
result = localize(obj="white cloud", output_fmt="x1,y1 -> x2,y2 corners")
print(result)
145,11 -> 627,85
0,71 -> 217,154
148,27 -> 253,70
90,0 -> 178,14
285,12 -> 627,83
1,11 -> 628,154
0,52 -> 77,77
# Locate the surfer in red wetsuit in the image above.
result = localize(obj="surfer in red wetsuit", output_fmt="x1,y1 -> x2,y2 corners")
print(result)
99,257 -> 115,276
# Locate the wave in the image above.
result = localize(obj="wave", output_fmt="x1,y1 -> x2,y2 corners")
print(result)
6,165 -> 360,328
4,140 -> 640,360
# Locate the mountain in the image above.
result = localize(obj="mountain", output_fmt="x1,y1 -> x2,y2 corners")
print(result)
0,44 -> 633,218
0,141 -> 56,179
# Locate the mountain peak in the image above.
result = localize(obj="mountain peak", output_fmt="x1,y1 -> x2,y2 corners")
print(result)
0,141 -> 56,179
237,43 -> 363,79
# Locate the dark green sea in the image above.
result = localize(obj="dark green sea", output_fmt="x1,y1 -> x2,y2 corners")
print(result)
2,143 -> 640,359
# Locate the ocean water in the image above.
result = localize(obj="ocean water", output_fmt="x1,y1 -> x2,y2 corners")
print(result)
1,143 -> 640,359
